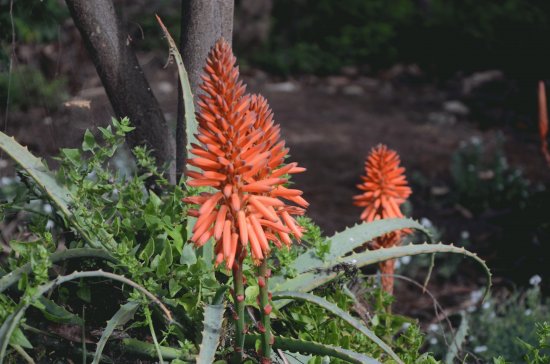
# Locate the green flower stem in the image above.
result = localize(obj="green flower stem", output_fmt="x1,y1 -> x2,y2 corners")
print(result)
144,305 -> 165,364
258,259 -> 272,361
232,263 -> 245,363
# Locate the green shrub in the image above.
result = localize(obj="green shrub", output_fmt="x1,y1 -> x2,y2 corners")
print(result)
450,134 -> 530,213
0,66 -> 67,111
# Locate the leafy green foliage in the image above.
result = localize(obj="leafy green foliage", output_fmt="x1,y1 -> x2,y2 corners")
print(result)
0,66 -> 67,111
450,135 -> 530,213
249,0 -> 415,74
519,322 -> 550,364
274,284 -> 438,363
0,118 -> 492,363
465,286 -> 550,362
248,0 -> 550,76
0,0 -> 68,45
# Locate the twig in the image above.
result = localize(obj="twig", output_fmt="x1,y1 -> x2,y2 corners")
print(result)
144,306 -> 164,364
366,273 -> 455,347
82,306 -> 87,364
12,344 -> 35,364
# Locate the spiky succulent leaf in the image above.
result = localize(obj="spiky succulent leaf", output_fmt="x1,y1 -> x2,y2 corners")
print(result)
196,304 -> 225,364
272,291 -> 403,363
245,335 -> 381,364
290,218 -> 430,276
275,243 -> 491,301
445,313 -> 469,364
92,301 -> 140,364
156,16 -> 215,267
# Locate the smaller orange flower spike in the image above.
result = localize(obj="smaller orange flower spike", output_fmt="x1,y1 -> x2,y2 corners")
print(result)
353,144 -> 411,294
184,39 -> 307,269
538,81 -> 550,166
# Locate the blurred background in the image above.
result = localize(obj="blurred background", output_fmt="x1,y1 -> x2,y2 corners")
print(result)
1,0 -> 550,360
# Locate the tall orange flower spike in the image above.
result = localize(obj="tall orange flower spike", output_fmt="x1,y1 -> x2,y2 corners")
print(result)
538,81 -> 550,166
184,39 -> 308,269
353,144 -> 412,293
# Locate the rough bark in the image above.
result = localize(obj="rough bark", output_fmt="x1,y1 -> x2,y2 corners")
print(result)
176,0 -> 235,180
65,0 -> 175,180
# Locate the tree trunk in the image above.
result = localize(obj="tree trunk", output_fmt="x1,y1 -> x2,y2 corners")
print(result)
65,0 -> 175,181
176,0 -> 235,180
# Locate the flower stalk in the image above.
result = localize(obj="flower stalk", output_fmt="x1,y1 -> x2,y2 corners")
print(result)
232,262 -> 246,363
258,259 -> 272,362
182,39 -> 308,364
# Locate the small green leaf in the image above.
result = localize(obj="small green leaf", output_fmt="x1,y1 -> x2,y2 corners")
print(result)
82,130 -> 96,152
9,328 -> 32,349
139,239 -> 156,263
60,148 -> 81,165
167,225 -> 184,254
168,279 -> 181,297
180,244 -> 197,266
157,242 -> 173,276
76,283 -> 92,304
149,190 -> 162,210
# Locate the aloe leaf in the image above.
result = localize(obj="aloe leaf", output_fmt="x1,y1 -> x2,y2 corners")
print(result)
445,312 -> 468,364
155,15 -> 197,152
196,303 -> 225,364
276,351 -> 312,364
0,248 -> 116,293
276,243 -> 491,302
0,132 -> 106,248
92,301 -> 140,364
0,270 -> 172,362
36,297 -> 84,325
272,291 -> 403,363
121,338 -> 195,361
291,218 -> 430,276
245,335 -> 381,364
156,16 -> 215,269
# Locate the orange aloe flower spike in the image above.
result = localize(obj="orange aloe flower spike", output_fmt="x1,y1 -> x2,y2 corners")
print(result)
353,144 -> 412,294
183,39 -> 307,268
538,81 -> 550,166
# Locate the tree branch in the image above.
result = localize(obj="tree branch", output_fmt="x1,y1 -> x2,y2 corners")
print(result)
176,0 -> 234,180
65,0 -> 175,180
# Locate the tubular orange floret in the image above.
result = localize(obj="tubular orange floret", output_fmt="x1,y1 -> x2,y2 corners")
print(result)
354,144 -> 412,294
184,39 -> 307,268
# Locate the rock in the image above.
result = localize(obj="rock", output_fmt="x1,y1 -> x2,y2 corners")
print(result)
340,66 -> 359,77
322,86 -> 338,95
428,111 -> 456,125
462,70 -> 503,95
378,82 -> 394,99
443,100 -> 469,116
326,76 -> 349,88
357,77 -> 380,90
265,81 -> 299,93
342,84 -> 364,96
